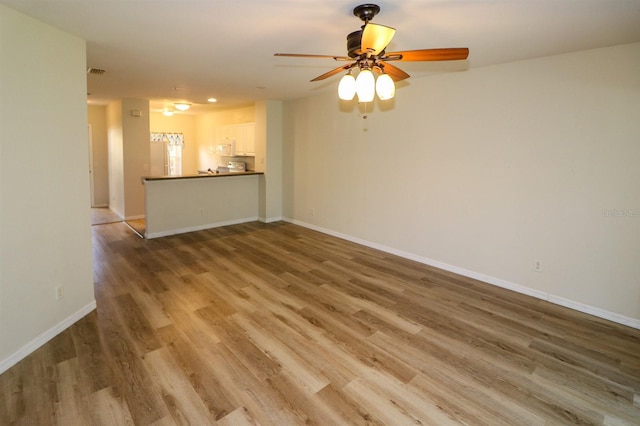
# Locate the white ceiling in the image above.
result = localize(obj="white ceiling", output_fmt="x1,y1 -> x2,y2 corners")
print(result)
3,0 -> 640,114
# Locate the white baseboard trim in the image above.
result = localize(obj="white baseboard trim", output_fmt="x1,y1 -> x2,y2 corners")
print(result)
146,217 -> 259,239
284,218 -> 640,330
0,300 -> 97,375
259,216 -> 284,223
548,295 -> 640,329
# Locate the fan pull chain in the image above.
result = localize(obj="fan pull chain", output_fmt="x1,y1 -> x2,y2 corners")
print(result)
362,102 -> 368,119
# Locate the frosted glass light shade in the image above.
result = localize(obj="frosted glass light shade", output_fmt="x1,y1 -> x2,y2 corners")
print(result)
174,103 -> 191,111
355,69 -> 375,102
375,73 -> 395,100
163,110 -> 174,117
338,73 -> 356,100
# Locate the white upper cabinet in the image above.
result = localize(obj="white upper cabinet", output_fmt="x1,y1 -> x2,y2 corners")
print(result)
216,123 -> 255,157
234,123 -> 255,156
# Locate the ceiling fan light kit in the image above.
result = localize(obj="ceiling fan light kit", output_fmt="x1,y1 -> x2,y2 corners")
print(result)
338,67 -> 395,102
355,68 -> 375,102
375,72 -> 395,100
275,3 -> 469,106
338,71 -> 356,100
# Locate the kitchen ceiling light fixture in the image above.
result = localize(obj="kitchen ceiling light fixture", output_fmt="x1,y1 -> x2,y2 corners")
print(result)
163,109 -> 174,117
174,102 -> 191,111
207,98 -> 217,103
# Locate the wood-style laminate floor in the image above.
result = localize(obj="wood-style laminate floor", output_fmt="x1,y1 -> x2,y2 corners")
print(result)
91,207 -> 122,226
125,218 -> 146,238
1,221 -> 639,425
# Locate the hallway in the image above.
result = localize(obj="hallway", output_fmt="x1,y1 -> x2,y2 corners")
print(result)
90,207 -> 121,226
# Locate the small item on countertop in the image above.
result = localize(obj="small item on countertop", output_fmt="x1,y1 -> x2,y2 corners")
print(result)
227,161 -> 246,173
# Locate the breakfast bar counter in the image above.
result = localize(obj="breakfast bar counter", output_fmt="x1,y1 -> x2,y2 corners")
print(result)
142,171 -> 263,182
142,172 -> 264,239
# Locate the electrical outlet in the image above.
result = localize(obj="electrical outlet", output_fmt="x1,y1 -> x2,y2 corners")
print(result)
534,260 -> 542,272
310,208 -> 315,216
55,286 -> 64,301
200,208 -> 205,215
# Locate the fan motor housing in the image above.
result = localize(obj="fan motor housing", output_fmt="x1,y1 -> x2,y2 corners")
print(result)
347,30 -> 363,58
347,4 -> 382,58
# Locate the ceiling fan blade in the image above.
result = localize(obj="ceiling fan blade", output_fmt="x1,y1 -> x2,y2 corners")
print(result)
377,62 -> 410,82
274,53 -> 351,61
310,64 -> 354,82
385,48 -> 469,62
361,23 -> 396,56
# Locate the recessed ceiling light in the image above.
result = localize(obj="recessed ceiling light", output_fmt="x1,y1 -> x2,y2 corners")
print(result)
163,110 -> 174,117
207,98 -> 217,103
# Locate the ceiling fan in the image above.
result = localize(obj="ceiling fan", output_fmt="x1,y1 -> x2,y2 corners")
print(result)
274,3 -> 469,102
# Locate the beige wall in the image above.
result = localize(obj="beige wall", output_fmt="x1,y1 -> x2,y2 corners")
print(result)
107,100 -> 124,217
0,5 -> 95,372
88,105 -> 109,206
256,100 -> 284,221
283,43 -> 640,325
122,99 -> 150,219
107,99 -> 150,219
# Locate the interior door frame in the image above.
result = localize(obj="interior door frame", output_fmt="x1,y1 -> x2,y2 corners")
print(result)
88,124 -> 96,207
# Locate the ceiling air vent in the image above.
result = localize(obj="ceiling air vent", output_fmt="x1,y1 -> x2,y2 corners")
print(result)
87,68 -> 106,75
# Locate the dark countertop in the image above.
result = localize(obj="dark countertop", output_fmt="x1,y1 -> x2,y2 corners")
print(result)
142,171 -> 263,182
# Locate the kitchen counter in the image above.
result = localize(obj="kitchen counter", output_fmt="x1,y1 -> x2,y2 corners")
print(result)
142,171 -> 263,182
142,172 -> 263,238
